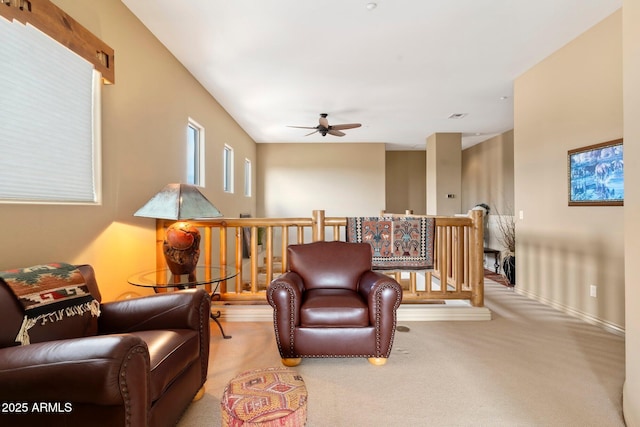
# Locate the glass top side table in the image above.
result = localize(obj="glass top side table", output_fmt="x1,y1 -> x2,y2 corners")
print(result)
128,265 -> 238,339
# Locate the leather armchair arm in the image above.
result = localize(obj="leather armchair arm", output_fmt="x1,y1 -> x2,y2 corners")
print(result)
359,271 -> 403,356
0,335 -> 150,414
359,271 -> 403,307
267,272 -> 304,357
98,288 -> 210,334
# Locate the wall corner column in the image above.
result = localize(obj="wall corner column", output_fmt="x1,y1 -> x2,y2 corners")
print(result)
426,133 -> 462,215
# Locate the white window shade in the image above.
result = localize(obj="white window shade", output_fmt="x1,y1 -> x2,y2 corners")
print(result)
0,17 -> 101,204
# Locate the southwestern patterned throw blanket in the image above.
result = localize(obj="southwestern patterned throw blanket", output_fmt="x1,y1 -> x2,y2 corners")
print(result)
0,263 -> 100,345
346,216 -> 435,270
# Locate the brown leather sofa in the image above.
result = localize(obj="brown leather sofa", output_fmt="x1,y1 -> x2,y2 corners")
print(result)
267,241 -> 403,366
0,264 -> 210,427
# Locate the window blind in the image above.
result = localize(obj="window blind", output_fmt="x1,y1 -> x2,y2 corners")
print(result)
0,16 -> 101,204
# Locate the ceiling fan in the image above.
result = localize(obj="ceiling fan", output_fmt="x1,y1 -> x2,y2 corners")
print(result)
288,113 -> 361,137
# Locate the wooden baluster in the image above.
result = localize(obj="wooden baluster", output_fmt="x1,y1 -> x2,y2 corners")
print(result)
312,210 -> 325,242
235,226 -> 243,295
204,226 -> 212,293
456,225 -> 465,293
410,271 -> 416,295
470,209 -> 484,307
265,226 -> 273,290
155,220 -> 168,293
441,226 -> 450,295
281,226 -> 289,274
250,226 -> 258,293
464,225 -> 470,289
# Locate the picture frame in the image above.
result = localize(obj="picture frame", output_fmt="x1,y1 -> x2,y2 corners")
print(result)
568,139 -> 623,206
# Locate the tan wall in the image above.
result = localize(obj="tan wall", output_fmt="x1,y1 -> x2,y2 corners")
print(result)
462,130 -> 515,252
0,0 -> 256,302
385,151 -> 426,215
514,10 -> 623,329
623,0 -> 640,423
426,133 -> 462,215
462,130 -> 514,215
256,143 -> 386,218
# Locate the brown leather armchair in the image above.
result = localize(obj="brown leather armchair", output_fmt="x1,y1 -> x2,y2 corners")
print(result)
0,264 -> 210,427
267,241 -> 403,366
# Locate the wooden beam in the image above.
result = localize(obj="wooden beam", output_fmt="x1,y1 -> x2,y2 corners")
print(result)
0,0 -> 115,83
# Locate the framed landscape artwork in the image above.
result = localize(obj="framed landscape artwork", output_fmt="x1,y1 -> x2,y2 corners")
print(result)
568,139 -> 623,206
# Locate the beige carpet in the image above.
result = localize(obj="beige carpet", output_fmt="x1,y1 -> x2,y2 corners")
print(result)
179,280 -> 626,426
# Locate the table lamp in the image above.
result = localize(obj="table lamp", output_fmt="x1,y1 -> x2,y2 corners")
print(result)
134,183 -> 223,278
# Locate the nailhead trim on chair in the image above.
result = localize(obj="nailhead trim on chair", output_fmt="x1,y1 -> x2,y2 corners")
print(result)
119,345 -> 150,427
374,280 -> 402,358
198,293 -> 209,383
267,282 -> 296,357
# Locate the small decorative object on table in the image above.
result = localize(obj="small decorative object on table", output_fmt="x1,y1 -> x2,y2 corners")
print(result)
163,221 -> 201,275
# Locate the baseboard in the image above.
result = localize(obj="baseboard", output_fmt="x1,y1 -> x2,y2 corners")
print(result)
397,304 -> 492,321
515,288 -> 625,336
214,304 -> 492,322
216,305 -> 273,322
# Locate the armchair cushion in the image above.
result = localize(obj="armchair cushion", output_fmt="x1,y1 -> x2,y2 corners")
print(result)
300,289 -> 369,327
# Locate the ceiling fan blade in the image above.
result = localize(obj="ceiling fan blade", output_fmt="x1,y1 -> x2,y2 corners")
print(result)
330,123 -> 362,131
327,129 -> 346,137
287,125 -> 318,130
305,129 -> 319,136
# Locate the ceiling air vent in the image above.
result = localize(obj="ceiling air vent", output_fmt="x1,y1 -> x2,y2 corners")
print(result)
448,113 -> 467,119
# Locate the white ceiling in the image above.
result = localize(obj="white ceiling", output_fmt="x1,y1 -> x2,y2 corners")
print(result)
121,0 -> 621,150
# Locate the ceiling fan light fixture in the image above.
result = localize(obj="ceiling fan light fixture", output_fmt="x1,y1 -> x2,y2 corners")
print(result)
366,2 -> 377,11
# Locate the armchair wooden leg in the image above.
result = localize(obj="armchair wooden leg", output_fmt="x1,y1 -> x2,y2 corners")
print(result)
368,357 -> 388,366
193,386 -> 205,401
281,358 -> 302,367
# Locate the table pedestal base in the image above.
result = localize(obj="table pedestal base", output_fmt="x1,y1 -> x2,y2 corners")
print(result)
211,293 -> 231,339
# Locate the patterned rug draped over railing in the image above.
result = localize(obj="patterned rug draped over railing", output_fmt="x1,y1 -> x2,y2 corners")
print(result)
346,217 -> 435,270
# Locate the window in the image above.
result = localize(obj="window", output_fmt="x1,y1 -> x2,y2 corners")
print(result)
223,144 -> 234,193
244,158 -> 252,197
0,18 -> 101,204
187,118 -> 204,186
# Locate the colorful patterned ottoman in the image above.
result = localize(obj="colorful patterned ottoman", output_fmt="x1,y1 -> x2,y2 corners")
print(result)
221,367 -> 307,426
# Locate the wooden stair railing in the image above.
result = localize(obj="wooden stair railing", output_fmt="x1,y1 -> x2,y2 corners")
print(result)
155,209 -> 484,307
